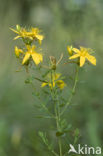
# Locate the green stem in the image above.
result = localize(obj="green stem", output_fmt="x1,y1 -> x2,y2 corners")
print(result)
51,150 -> 59,156
59,138 -> 62,156
33,77 -> 47,83
56,91 -> 62,156
54,101 -> 62,156
60,66 -> 79,116
51,70 -> 63,156
41,103 -> 56,119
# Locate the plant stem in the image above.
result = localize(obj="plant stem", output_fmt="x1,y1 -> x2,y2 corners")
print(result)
51,150 -> 59,156
51,70 -> 63,156
54,100 -> 62,156
60,66 -> 79,116
57,91 -> 62,156
41,103 -> 55,119
59,138 -> 62,156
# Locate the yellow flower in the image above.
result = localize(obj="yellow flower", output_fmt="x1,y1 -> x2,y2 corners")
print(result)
10,25 -> 44,44
15,46 -> 24,58
22,45 -> 43,65
67,46 -> 73,55
10,27 -> 32,40
41,73 -> 66,89
69,47 -> 96,67
56,80 -> 66,89
29,28 -> 44,44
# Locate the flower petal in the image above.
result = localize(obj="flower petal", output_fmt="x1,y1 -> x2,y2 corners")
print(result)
73,48 -> 80,53
32,45 -> 36,51
31,52 -> 43,65
36,34 -> 44,40
54,73 -> 61,80
67,46 -> 73,55
15,46 -> 20,57
80,56 -> 85,67
15,46 -> 23,58
26,45 -> 31,51
41,82 -> 48,87
80,46 -> 85,51
14,36 -> 21,40
10,28 -> 19,34
35,34 -> 44,44
49,82 -> 55,89
56,80 -> 66,89
22,52 -> 31,65
86,54 -> 96,66
69,54 -> 80,59
32,28 -> 40,34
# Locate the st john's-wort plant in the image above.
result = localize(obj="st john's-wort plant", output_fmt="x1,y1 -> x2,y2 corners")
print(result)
11,25 -> 96,156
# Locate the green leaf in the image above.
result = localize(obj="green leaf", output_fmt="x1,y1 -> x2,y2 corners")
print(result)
38,131 -> 49,145
56,131 -> 64,137
34,115 -> 53,119
64,124 -> 72,132
59,103 -> 65,107
74,128 -> 80,137
38,131 -> 43,138
32,91 -> 40,98
25,78 -> 32,84
42,70 -> 51,78
60,119 -> 67,129
74,128 -> 80,144
33,77 -> 47,83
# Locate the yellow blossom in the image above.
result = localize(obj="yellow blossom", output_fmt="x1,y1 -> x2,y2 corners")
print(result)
67,46 -> 73,55
29,28 -> 44,44
41,73 -> 66,89
10,27 -> 32,40
15,46 -> 24,58
10,25 -> 44,44
69,47 -> 96,67
22,45 -> 43,65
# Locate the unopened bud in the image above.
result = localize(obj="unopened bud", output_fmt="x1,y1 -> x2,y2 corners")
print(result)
67,46 -> 73,56
16,25 -> 21,32
50,56 -> 56,70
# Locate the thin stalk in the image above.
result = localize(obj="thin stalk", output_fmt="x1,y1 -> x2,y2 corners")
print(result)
56,90 -> 62,156
54,100 -> 62,156
41,103 -> 56,119
60,66 -> 79,116
33,77 -> 47,83
51,70 -> 63,156
51,150 -> 59,156
58,138 -> 62,156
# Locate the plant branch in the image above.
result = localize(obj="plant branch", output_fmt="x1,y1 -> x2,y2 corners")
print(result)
41,103 -> 55,119
51,70 -> 63,156
60,66 -> 79,116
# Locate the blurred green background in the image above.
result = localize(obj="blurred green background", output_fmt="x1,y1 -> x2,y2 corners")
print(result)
0,0 -> 103,155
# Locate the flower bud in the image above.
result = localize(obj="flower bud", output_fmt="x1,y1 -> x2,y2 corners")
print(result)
50,56 -> 56,70
16,25 -> 21,32
67,46 -> 73,56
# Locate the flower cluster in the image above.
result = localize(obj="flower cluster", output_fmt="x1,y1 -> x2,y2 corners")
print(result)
11,25 -> 97,156
10,25 -> 44,44
41,73 -> 66,89
11,25 -> 96,90
11,25 -> 43,66
67,46 -> 96,67
15,45 -> 43,65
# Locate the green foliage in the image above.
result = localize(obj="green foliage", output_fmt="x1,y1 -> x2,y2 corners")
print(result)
0,0 -> 103,156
